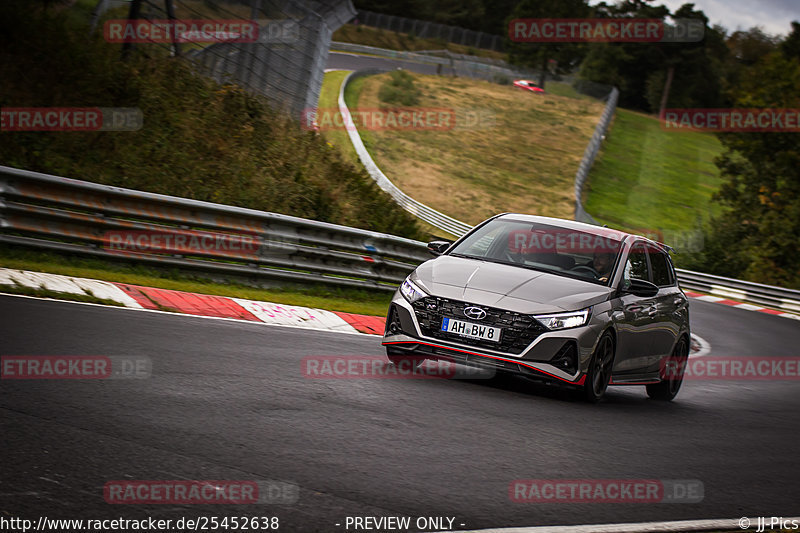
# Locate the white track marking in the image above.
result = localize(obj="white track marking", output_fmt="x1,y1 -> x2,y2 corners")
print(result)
231,297 -> 359,333
695,295 -> 724,303
0,293 -> 377,337
689,333 -> 711,357
0,268 -> 143,308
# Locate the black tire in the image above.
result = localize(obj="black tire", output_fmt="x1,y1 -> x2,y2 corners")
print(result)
583,331 -> 615,403
647,336 -> 689,401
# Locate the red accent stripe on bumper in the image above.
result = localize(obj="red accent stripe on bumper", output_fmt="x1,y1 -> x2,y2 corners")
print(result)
383,340 -> 586,385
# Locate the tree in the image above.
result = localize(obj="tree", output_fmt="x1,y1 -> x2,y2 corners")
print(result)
353,0 -> 488,33
579,2 -> 725,112
506,0 -> 591,89
478,0 -> 522,36
692,35 -> 800,287
781,21 -> 800,60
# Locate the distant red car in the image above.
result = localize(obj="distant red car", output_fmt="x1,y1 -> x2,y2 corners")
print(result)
514,80 -> 545,93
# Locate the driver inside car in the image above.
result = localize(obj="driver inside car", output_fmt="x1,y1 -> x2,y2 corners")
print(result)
590,252 -> 614,282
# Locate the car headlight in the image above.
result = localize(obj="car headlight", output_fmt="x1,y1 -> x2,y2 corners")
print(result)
534,308 -> 591,330
400,277 -> 427,303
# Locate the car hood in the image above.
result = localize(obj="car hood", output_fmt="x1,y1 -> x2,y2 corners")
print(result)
413,255 -> 612,314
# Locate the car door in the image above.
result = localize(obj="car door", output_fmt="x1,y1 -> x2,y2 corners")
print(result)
614,241 -> 658,374
646,245 -> 686,371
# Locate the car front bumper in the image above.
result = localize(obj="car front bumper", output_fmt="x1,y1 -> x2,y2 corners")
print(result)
381,293 -> 606,386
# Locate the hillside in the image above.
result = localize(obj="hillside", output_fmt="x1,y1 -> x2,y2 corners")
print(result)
345,71 -> 605,224
0,1 -> 425,241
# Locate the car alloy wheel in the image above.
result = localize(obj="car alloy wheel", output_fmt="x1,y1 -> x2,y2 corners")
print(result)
584,331 -> 615,402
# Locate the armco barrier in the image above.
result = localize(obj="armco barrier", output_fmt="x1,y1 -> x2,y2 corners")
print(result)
1,165 -> 798,311
574,87 -> 619,224
338,70 -> 473,237
331,42 -> 452,66
330,42 -> 542,84
0,165 -> 428,291
674,269 -> 800,314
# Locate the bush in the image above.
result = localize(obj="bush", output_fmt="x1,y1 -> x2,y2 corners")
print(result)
378,70 -> 421,107
0,1 -> 426,241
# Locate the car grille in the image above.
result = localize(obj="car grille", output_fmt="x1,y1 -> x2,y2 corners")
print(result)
411,297 -> 547,354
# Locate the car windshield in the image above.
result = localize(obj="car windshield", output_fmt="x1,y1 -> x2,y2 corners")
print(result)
448,218 -> 624,285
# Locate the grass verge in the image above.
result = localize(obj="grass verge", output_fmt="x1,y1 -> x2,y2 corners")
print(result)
320,71 -> 458,241
0,245 -> 393,317
584,108 -> 723,243
318,70 -> 361,166
347,71 -> 605,225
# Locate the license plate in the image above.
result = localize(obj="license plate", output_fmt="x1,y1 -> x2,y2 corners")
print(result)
441,317 -> 501,342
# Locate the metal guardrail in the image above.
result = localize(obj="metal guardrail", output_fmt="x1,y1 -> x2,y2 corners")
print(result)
330,41 -> 542,84
0,165 -> 429,291
332,42 -> 451,65
674,269 -> 800,314
338,70 -> 473,237
0,165 -> 798,310
574,87 -> 619,225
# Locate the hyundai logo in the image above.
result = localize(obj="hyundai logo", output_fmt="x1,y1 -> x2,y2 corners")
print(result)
463,306 -> 487,320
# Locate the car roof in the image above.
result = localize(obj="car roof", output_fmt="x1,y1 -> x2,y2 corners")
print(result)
494,213 -> 668,251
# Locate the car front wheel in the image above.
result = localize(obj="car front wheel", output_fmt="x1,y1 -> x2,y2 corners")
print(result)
584,331 -> 615,403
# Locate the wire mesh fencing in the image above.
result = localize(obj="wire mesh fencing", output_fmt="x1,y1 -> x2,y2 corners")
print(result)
354,9 -> 504,52
90,0 -> 355,117
185,0 -> 355,116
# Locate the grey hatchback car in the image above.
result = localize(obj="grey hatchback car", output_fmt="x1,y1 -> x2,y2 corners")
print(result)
382,214 -> 691,402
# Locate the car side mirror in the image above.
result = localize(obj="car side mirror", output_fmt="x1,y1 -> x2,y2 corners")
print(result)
427,240 -> 452,256
622,278 -> 659,297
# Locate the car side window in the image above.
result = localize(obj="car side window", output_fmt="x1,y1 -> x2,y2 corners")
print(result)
622,243 -> 649,287
648,246 -> 674,287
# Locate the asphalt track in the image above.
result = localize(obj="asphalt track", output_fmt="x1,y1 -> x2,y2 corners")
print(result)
327,51 -> 451,76
2,49 -> 797,533
2,294 -> 799,532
